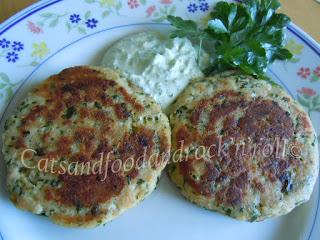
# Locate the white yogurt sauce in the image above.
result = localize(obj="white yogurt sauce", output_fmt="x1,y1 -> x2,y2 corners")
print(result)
101,31 -> 208,111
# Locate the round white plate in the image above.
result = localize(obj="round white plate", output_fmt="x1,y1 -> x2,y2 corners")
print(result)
0,1 -> 319,240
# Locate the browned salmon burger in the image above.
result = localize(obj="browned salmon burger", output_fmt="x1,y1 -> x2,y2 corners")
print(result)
2,66 -> 171,227
168,71 -> 319,221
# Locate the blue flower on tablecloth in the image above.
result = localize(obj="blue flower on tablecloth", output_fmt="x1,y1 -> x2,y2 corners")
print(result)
69,14 -> 81,24
6,52 -> 19,63
0,38 -> 10,48
199,2 -> 209,12
187,3 -> 198,13
85,18 -> 98,29
12,41 -> 24,51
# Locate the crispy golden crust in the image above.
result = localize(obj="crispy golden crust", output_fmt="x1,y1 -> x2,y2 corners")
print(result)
168,72 -> 319,221
2,66 -> 171,227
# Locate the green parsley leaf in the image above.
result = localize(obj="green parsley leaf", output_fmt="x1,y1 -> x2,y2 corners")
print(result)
167,15 -> 205,39
208,19 -> 228,34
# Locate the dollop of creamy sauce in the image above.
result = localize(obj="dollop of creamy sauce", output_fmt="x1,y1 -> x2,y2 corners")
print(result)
101,31 -> 208,111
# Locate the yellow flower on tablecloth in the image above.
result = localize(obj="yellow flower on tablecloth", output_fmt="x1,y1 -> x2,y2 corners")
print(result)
31,42 -> 50,59
285,39 -> 304,55
199,13 -> 211,29
99,0 -> 116,7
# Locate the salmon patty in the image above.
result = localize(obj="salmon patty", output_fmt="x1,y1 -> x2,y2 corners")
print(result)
2,66 -> 171,227
168,72 -> 318,221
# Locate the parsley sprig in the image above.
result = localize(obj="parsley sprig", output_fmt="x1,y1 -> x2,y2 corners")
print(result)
167,0 -> 293,78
